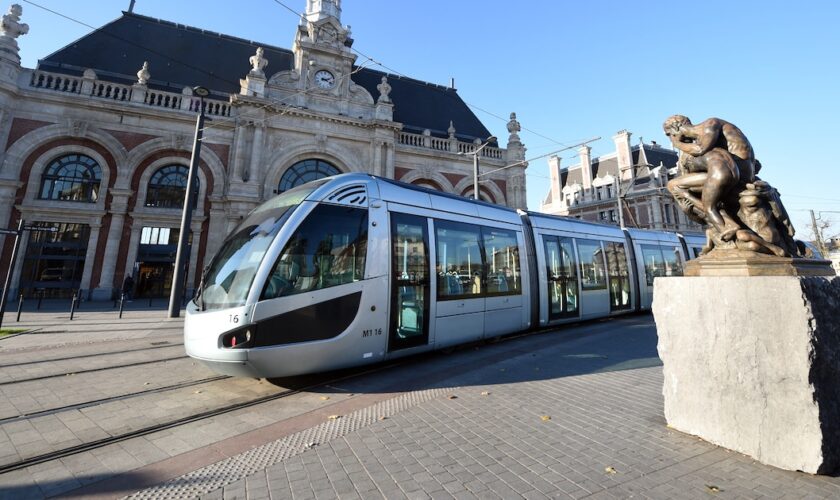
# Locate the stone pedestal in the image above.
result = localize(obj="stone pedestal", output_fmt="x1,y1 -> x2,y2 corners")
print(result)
653,275 -> 840,474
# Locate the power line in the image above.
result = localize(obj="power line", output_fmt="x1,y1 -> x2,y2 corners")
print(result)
22,0 -> 375,137
270,0 -> 578,149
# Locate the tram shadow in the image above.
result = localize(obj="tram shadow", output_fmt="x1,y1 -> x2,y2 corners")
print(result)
267,314 -> 661,395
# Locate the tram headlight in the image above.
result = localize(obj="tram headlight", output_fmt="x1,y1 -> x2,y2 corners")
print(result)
220,325 -> 255,349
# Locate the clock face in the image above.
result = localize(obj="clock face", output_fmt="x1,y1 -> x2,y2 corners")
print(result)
314,70 -> 336,89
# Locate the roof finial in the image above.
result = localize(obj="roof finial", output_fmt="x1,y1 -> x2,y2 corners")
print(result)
128,0 -> 136,13
136,61 -> 150,85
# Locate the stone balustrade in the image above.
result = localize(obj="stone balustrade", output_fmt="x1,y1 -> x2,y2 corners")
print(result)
26,69 -> 231,117
398,131 -> 504,159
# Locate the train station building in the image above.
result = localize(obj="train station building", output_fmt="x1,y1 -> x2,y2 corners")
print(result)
539,131 -> 701,233
0,0 -> 528,300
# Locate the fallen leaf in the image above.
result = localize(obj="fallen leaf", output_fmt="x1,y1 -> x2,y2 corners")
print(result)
378,416 -> 388,421
605,466 -> 617,474
706,485 -> 721,493
194,390 -> 202,394
540,415 -> 551,422
328,415 -> 341,420
480,391 -> 491,396
304,442 -> 317,449
447,395 -> 458,400
320,396 -> 330,401
144,382 -> 150,386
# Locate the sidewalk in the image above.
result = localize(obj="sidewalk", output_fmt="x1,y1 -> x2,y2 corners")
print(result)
42,313 -> 840,499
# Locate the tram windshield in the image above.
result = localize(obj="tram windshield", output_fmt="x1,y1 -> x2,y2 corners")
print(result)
198,182 -> 326,310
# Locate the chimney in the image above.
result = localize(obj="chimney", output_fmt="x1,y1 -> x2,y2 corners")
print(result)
579,145 -> 592,191
613,130 -> 633,181
549,155 -> 562,207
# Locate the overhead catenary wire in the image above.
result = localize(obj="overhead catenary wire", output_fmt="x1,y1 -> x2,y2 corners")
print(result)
21,0 -> 375,137
26,0 -> 586,171
269,0 -> 578,149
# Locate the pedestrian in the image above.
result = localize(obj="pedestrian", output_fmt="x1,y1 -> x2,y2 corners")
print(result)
122,275 -> 134,301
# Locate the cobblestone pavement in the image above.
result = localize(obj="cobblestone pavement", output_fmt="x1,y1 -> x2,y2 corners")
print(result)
121,322 -> 840,500
3,308 -> 840,499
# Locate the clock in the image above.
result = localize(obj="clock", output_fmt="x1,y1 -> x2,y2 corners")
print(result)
314,70 -> 336,89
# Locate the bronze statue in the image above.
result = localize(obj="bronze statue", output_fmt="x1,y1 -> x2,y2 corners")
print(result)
663,115 -> 801,257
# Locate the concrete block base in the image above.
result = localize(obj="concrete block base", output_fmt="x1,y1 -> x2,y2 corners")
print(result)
653,276 -> 840,474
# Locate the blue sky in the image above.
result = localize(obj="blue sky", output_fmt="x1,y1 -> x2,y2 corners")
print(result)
15,0 -> 840,238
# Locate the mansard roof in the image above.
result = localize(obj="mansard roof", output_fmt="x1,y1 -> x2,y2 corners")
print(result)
558,143 -> 678,189
36,12 -> 492,142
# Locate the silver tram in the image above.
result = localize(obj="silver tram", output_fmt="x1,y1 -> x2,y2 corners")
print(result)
185,173 -> 698,378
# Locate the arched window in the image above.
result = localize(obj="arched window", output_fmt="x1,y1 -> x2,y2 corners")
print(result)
278,159 -> 340,193
145,165 -> 199,209
39,154 -> 102,202
460,187 -> 495,204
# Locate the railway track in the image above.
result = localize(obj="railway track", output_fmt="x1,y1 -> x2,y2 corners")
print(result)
0,341 -> 184,368
0,354 -> 189,386
0,375 -> 229,424
0,361 -> 402,475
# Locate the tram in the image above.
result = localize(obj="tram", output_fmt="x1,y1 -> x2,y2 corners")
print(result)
185,173 -> 701,378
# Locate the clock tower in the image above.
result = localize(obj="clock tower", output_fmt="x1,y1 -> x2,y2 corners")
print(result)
293,0 -> 355,95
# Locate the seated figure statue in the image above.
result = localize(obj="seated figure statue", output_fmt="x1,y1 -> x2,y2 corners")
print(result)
663,115 -> 801,257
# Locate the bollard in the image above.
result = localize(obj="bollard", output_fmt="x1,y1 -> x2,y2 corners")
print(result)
70,291 -> 77,320
119,292 -> 125,319
16,293 -> 23,322
76,289 -> 82,309
149,296 -> 153,308
37,290 -> 43,310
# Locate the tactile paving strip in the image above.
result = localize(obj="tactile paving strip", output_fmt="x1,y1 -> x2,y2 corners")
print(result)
125,387 -> 454,499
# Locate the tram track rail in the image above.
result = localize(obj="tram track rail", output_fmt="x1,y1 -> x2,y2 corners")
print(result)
0,375 -> 229,425
0,360 -> 406,475
0,355 -> 189,386
0,316 -> 642,476
0,341 -> 184,369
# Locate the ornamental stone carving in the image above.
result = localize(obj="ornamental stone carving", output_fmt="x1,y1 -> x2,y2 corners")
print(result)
136,61 -> 150,85
507,112 -> 521,142
376,76 -> 391,104
0,4 -> 27,40
249,47 -> 268,77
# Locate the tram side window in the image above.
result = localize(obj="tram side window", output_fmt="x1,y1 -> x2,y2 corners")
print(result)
577,239 -> 607,290
435,221 -> 483,299
605,242 -> 631,310
482,228 -> 521,295
263,204 -> 368,299
663,245 -> 684,276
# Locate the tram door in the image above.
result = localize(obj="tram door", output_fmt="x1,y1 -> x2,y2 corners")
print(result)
388,213 -> 430,351
543,236 -> 579,320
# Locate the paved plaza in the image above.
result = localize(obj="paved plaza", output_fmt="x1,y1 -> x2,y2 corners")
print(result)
1,303 -> 839,499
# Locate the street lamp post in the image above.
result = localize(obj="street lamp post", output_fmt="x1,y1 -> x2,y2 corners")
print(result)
464,136 -> 496,200
168,86 -> 209,318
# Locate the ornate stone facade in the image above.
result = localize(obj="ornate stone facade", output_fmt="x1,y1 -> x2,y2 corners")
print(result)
0,2 -> 527,300
540,130 -> 701,233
